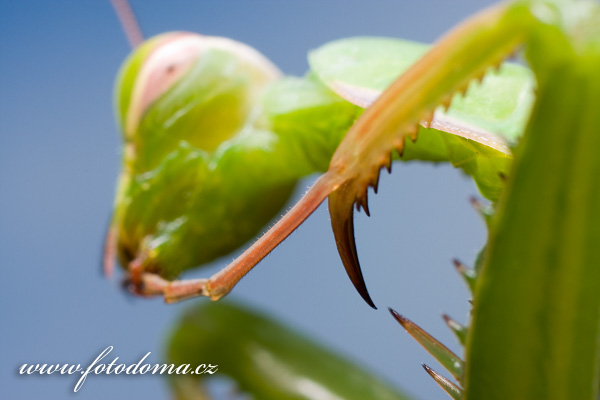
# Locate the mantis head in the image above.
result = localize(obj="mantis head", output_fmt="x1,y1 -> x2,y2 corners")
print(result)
114,31 -> 281,173
106,32 -> 293,287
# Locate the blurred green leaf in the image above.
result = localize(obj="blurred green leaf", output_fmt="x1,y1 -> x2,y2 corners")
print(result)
464,2 -> 600,398
167,301 -> 413,400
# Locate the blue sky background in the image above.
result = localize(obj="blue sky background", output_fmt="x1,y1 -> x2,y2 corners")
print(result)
0,1 -> 494,398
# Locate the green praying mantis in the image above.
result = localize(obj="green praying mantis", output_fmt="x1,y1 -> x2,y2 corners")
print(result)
104,0 -> 600,398
105,0 -> 597,312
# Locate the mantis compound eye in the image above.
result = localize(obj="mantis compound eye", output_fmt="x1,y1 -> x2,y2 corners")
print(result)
115,31 -> 281,164
124,33 -> 204,137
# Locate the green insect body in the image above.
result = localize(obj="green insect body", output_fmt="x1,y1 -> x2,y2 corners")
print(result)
109,32 -> 296,281
286,36 -> 534,201
107,15 -> 533,301
106,1 -> 600,399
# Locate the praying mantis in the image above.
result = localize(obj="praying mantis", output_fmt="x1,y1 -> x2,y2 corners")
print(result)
105,0 -> 595,311
104,0 -> 600,398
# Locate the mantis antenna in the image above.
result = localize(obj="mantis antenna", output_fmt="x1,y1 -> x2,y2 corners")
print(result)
110,0 -> 144,48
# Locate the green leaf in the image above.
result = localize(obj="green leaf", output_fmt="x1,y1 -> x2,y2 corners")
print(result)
167,301 -> 413,400
464,3 -> 600,399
